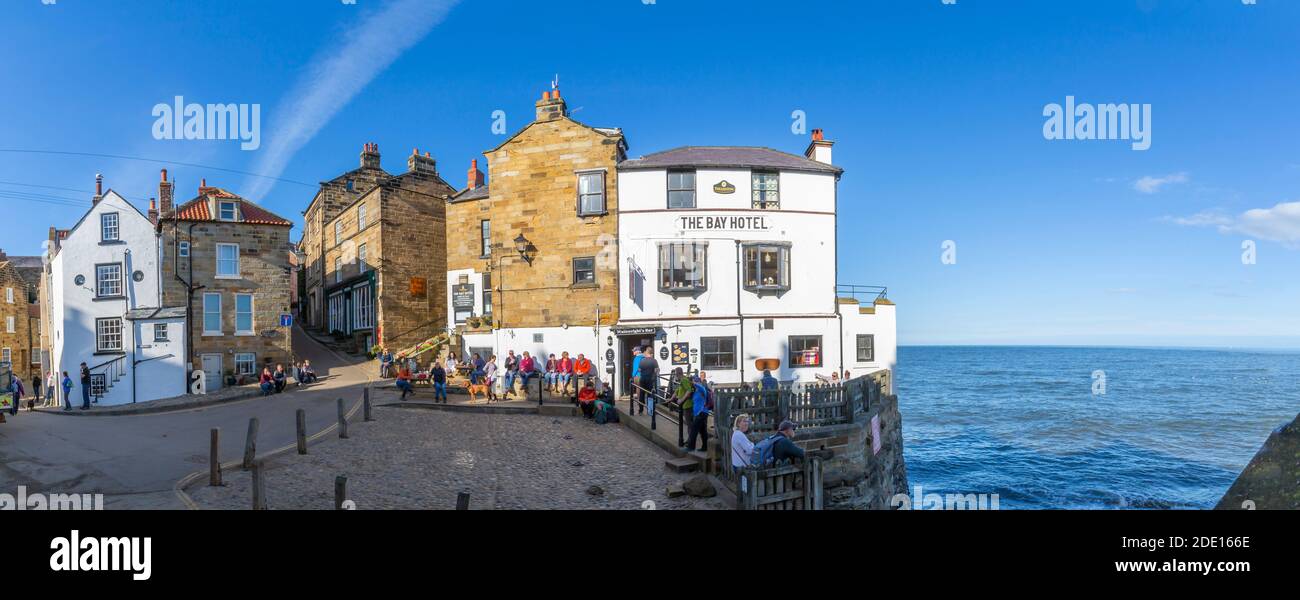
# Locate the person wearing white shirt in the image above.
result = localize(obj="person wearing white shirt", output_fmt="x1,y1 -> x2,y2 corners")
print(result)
731,413 -> 755,469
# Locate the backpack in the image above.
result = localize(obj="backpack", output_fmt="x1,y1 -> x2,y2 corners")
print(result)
751,434 -> 783,467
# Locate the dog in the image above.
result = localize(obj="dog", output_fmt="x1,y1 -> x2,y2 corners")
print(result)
466,382 -> 490,402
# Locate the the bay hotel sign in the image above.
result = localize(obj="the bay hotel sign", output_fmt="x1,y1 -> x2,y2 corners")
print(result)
677,214 -> 772,232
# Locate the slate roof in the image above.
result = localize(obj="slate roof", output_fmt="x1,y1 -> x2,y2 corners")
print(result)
450,184 -> 489,203
619,146 -> 841,175
174,187 -> 294,226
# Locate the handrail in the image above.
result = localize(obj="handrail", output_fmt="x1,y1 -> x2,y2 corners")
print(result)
835,284 -> 888,305
87,354 -> 126,373
630,372 -> 688,448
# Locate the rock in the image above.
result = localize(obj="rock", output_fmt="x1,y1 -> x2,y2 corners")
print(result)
682,475 -> 716,498
586,485 -> 605,496
552,419 -> 562,425
562,434 -> 574,440
666,484 -> 686,498
569,460 -> 585,467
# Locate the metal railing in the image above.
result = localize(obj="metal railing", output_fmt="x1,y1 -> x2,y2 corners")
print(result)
630,372 -> 688,448
835,284 -> 888,305
87,354 -> 127,402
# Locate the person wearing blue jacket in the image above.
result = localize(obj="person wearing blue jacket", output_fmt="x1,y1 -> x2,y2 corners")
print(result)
683,376 -> 712,452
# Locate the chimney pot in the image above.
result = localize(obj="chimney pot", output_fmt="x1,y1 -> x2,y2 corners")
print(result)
95,174 -> 103,195
161,168 -> 168,182
812,129 -> 824,141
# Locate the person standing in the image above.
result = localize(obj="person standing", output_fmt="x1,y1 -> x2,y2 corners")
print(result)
484,355 -> 500,403
380,349 -> 392,378
629,345 -> 645,399
760,369 -> 779,391
61,371 -> 73,411
730,413 -> 755,469
683,375 -> 712,452
5,377 -> 19,416
637,346 -> 659,415
31,374 -> 41,404
431,361 -> 447,404
46,371 -> 56,408
78,362 -> 91,409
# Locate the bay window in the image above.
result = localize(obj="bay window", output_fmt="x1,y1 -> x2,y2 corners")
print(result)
658,242 -> 708,293
742,243 -> 791,292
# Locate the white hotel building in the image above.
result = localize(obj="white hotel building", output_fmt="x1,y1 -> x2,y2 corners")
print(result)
46,180 -> 188,406
613,130 -> 895,392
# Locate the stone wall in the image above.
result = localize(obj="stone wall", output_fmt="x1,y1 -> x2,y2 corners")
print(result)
161,220 -> 294,375
0,261 -> 37,380
1216,412 -> 1300,510
447,92 -> 625,330
374,165 -> 451,349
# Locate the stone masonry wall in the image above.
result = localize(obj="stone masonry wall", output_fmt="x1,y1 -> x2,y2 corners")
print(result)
781,393 -> 910,509
375,168 -> 450,349
0,262 -> 36,381
461,103 -> 624,329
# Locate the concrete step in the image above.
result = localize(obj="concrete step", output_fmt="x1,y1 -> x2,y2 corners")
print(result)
665,457 -> 701,473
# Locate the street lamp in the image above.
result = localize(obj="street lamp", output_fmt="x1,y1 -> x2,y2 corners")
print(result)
514,233 -> 534,265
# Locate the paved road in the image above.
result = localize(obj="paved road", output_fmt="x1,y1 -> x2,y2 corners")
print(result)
0,326 -> 373,509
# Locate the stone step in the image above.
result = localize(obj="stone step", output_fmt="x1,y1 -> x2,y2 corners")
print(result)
665,457 -> 701,473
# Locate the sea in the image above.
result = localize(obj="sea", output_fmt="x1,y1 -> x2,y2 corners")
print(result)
895,346 -> 1300,509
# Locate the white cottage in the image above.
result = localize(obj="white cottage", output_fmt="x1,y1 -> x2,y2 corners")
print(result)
614,130 -> 896,393
47,177 -> 187,406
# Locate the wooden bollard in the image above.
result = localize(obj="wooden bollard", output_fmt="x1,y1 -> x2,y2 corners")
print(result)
363,387 -> 373,422
337,398 -> 348,439
456,491 -> 470,510
296,409 -> 307,455
335,475 -> 348,510
251,462 -> 266,510
209,428 -> 222,486
242,417 -> 259,470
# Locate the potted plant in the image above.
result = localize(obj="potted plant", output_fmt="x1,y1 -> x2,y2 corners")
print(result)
224,369 -> 237,387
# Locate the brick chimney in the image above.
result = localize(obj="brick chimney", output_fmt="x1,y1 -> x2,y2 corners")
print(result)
804,128 -> 833,165
407,148 -> 437,177
467,159 -> 485,190
148,198 -> 158,226
0,248 -> 7,262
360,142 -> 381,169
158,169 -> 174,216
535,88 -> 567,122
92,173 -> 104,206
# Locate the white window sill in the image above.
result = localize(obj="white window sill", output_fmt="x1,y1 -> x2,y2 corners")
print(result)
214,275 -> 242,280
235,332 -> 257,336
202,332 -> 224,337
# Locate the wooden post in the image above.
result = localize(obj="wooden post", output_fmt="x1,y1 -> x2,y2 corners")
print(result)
455,491 -> 470,510
334,475 -> 348,510
242,417 -> 259,470
337,398 -> 348,439
363,387 -> 373,422
296,409 -> 307,455
251,462 -> 266,510
208,428 -> 221,486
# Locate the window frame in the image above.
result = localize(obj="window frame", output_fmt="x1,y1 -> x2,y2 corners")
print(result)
218,201 -> 238,222
202,292 -> 223,335
153,323 -> 169,343
700,336 -> 737,370
481,272 -> 493,316
357,204 -> 367,230
480,219 -> 491,258
788,335 -> 823,368
334,257 -> 342,284
215,243 -> 240,279
334,220 -> 342,246
667,170 -> 697,209
657,242 -> 708,294
100,212 -> 120,242
856,334 -> 875,362
357,243 -> 368,274
235,353 -> 256,377
95,317 -> 123,353
178,240 -> 190,258
4,315 -> 13,333
742,242 -> 792,293
571,256 -> 597,287
576,170 -> 607,217
234,293 -> 255,335
751,171 -> 780,210
353,284 -> 374,330
0,347 -> 9,364
5,287 -> 12,303
95,262 -> 124,298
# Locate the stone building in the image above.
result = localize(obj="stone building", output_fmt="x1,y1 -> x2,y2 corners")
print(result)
300,144 -> 454,353
447,89 -> 627,369
0,255 -> 39,382
157,171 -> 295,390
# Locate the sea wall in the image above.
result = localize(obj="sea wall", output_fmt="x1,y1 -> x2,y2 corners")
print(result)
784,393 -> 909,509
1216,412 -> 1300,510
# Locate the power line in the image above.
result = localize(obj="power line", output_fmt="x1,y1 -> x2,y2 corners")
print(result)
0,148 -> 318,188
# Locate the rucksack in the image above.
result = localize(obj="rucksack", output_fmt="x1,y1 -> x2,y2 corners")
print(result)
751,434 -> 783,467
594,402 -> 608,424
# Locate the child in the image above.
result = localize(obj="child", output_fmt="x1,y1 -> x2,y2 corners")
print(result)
431,362 -> 447,404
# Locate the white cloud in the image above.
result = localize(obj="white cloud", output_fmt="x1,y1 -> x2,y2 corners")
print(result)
1133,172 -> 1188,194
1167,201 -> 1300,248
246,0 -> 461,200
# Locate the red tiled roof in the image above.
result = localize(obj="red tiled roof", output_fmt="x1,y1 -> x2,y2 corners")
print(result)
174,187 -> 293,226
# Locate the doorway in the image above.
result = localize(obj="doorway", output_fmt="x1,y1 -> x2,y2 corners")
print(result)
201,354 -> 223,392
618,335 -> 654,398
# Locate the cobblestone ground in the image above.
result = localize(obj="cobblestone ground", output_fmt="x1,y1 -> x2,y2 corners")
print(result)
189,402 -> 727,510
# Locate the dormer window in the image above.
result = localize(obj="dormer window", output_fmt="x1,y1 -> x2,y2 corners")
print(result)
218,201 -> 238,221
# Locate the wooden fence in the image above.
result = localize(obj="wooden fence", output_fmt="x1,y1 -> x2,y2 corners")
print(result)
714,370 -> 890,510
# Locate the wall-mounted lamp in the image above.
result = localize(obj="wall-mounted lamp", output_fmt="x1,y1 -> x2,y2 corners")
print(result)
514,233 -> 535,265
689,304 -> 701,315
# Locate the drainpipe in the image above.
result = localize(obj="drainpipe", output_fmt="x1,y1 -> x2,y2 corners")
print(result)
174,221 -> 201,391
735,241 -> 745,383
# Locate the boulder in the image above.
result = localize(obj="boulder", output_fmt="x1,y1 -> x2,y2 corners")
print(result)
586,485 -> 604,496
682,475 -> 716,498
666,484 -> 686,498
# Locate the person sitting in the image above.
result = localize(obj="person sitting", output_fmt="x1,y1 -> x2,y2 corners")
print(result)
573,353 -> 592,390
396,366 -> 414,401
299,360 -> 317,384
273,364 -> 288,393
518,351 -> 538,391
578,378 -> 598,418
557,351 -> 574,395
259,367 -> 275,396
544,353 -> 559,392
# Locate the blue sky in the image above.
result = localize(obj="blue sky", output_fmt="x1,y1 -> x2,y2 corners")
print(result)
3,0 -> 1298,348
